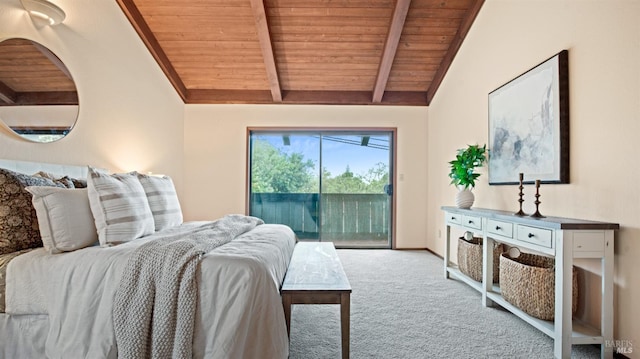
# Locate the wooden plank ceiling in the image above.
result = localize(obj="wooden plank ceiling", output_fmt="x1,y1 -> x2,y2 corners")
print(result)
117,0 -> 484,106
0,38 -> 78,106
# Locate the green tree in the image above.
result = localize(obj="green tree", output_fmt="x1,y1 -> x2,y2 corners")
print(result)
323,165 -> 367,193
251,139 -> 316,193
322,163 -> 389,194
361,162 -> 389,193
251,140 -> 390,194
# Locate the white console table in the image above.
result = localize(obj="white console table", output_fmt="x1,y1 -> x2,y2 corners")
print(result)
441,206 -> 618,359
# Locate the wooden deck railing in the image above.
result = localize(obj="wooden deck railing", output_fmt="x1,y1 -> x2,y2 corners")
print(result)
250,193 -> 389,240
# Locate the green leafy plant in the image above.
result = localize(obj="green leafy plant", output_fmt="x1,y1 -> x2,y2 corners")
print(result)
448,144 -> 487,189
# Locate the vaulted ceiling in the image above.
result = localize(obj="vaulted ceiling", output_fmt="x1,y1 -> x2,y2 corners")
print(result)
117,0 -> 484,106
0,38 -> 78,106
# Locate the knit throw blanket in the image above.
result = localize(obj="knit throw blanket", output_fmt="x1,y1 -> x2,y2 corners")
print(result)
113,215 -> 264,359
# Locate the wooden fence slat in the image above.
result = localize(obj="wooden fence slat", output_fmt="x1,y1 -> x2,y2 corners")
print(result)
250,192 -> 388,241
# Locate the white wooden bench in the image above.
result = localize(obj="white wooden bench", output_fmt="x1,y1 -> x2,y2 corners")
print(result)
281,242 -> 352,359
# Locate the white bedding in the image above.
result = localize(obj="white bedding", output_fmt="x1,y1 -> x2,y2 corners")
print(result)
2,222 -> 296,359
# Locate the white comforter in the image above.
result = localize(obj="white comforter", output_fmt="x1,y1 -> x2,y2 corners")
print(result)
2,222 -> 296,359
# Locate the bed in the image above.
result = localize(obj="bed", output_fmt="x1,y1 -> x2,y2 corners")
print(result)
0,159 -> 296,358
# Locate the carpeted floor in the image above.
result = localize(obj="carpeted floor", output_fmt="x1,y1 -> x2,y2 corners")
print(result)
288,249 -> 602,359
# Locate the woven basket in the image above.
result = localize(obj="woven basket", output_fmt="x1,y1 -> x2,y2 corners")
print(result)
457,237 -> 503,283
499,252 -> 578,321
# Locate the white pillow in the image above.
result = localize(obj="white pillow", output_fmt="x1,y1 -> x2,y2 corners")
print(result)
87,167 -> 154,246
136,173 -> 183,231
25,187 -> 98,254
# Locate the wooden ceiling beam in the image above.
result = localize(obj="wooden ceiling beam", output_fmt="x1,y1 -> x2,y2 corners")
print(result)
283,90 -> 427,105
188,89 -> 274,104
15,91 -> 79,105
372,0 -> 412,103
0,81 -> 16,104
116,0 -> 188,102
425,0 -> 484,105
284,90 -> 372,105
380,91 -> 427,105
249,0 -> 282,102
187,89 -> 426,105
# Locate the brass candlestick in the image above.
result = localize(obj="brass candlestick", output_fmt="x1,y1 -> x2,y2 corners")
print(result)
514,172 -> 526,216
530,179 -> 545,218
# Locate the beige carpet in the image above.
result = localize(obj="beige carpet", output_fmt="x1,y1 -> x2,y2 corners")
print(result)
288,249 -> 602,359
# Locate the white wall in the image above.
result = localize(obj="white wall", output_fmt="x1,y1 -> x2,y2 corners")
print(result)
183,104 -> 429,249
427,0 -> 639,352
0,0 -> 184,190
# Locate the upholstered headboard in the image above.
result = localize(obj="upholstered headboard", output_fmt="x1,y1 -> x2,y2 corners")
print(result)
0,159 -> 90,179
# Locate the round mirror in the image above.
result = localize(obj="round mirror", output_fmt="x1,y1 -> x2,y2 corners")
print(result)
0,38 -> 78,143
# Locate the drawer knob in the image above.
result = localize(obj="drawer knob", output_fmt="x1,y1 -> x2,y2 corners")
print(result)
451,217 -> 456,220
528,233 -> 535,238
495,226 -> 501,230
468,220 -> 474,224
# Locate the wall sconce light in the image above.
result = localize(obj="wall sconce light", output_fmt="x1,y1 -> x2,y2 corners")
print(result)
20,0 -> 66,26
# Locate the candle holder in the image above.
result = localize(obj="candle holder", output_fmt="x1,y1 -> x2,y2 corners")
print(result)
514,173 -> 526,216
530,179 -> 545,218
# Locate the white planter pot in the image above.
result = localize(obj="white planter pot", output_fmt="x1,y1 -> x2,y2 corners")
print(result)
455,188 -> 474,209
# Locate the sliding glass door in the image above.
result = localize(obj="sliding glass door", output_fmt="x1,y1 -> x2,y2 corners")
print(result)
248,129 -> 394,248
250,133 -> 321,239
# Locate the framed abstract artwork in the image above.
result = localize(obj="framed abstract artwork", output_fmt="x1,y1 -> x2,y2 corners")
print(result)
488,50 -> 569,185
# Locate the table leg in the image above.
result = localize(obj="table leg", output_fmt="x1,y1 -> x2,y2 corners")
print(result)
601,231 -> 614,359
282,294 -> 292,337
554,231 -> 573,358
444,225 -> 451,279
340,292 -> 350,359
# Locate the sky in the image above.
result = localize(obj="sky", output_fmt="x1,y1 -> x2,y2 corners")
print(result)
254,133 -> 390,178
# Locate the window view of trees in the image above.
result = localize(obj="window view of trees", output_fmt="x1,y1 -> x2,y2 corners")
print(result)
251,139 -> 316,193
251,139 -> 388,194
322,163 -> 389,193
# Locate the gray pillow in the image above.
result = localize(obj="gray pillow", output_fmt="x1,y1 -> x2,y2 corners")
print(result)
26,187 -> 98,254
0,168 -> 66,254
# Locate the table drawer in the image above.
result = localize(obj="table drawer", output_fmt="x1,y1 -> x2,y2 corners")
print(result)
516,225 -> 552,248
445,212 -> 463,225
487,219 -> 513,238
462,215 -> 482,230
574,232 -> 605,252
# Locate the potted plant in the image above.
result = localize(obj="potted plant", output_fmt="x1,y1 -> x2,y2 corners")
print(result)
448,144 -> 487,208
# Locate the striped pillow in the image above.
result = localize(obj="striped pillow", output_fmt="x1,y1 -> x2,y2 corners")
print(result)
87,167 -> 154,246
136,173 -> 183,231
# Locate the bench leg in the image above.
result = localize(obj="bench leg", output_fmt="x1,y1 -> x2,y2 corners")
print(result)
340,292 -> 350,359
282,294 -> 292,338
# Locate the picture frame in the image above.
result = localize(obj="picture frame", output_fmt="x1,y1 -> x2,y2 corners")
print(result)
488,50 -> 569,185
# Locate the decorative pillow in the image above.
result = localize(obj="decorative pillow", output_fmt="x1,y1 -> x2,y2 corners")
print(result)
33,171 -> 75,188
32,171 -> 56,180
69,177 -> 87,188
0,168 -> 66,255
136,173 -> 183,231
87,167 -> 154,246
25,187 -> 98,254
53,176 -> 75,189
